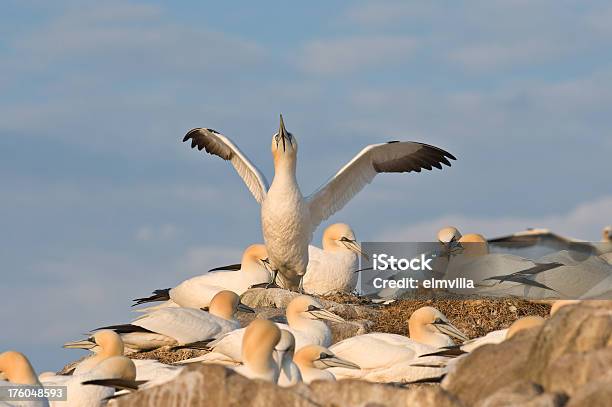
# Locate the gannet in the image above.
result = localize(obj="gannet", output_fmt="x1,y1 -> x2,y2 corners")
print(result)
41,356 -> 137,407
133,244 -> 271,310
302,223 -> 364,295
184,116 -> 456,289
232,319 -> 281,383
64,330 -> 124,375
488,227 -> 612,256
437,226 -> 463,257
187,295 -> 345,363
275,330 -> 302,387
64,331 -> 183,394
439,231 -> 578,297
97,291 -> 252,351
293,345 -> 359,383
428,315 -> 546,358
550,299 -> 581,316
0,351 -> 49,407
327,307 -> 466,383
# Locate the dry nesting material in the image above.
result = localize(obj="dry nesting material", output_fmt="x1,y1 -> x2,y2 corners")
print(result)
371,297 -> 551,339
321,292 -> 373,306
129,347 -> 208,365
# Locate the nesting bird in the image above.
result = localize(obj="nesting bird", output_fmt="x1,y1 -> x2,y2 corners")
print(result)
184,116 -> 455,289
185,295 -> 344,364
293,345 -> 359,383
232,319 -> 281,383
96,291 -> 252,352
327,306 -> 467,383
41,356 -> 138,407
275,330 -> 302,387
302,223 -> 364,295
133,244 -> 271,310
64,330 -> 124,375
0,351 -> 49,407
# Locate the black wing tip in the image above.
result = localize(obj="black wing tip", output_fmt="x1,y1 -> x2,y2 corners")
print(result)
95,324 -> 154,334
183,127 -> 220,142
183,128 -> 202,142
209,263 -> 242,272
131,288 -> 171,306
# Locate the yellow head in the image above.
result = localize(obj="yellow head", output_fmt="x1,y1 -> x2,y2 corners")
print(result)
0,351 -> 38,385
241,244 -> 269,269
550,299 -> 581,316
271,115 -> 298,168
242,319 -> 281,369
437,227 -> 462,244
458,233 -> 489,257
286,295 -> 345,325
506,316 -> 545,339
321,223 -> 367,258
408,306 -> 469,345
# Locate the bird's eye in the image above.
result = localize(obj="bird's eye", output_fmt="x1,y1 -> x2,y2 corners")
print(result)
433,318 -> 443,324
307,305 -> 319,311
274,134 -> 280,142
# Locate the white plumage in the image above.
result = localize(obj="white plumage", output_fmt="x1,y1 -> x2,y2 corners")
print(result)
41,356 -> 136,407
99,291 -> 249,352
275,330 -> 302,387
302,223 -> 361,295
184,116 -> 455,289
181,295 -> 344,364
133,244 -> 270,310
327,307 -> 468,383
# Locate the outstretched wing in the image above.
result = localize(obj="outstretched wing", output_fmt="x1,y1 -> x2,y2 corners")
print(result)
306,141 -> 456,228
183,128 -> 269,204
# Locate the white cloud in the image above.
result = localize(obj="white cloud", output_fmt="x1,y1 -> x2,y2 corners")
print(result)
135,223 -> 180,242
9,2 -> 264,72
447,40 -> 569,72
297,36 -> 417,75
378,195 -> 612,242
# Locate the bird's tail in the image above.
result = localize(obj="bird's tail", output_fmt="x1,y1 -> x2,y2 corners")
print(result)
132,288 -> 171,306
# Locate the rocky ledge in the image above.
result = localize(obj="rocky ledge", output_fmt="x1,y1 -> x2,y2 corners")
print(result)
109,299 -> 610,407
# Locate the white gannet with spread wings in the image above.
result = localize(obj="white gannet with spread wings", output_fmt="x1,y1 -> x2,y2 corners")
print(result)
184,115 -> 456,289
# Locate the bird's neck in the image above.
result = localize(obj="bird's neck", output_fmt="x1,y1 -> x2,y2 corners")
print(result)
272,156 -> 298,186
246,352 -> 276,375
411,326 -> 452,347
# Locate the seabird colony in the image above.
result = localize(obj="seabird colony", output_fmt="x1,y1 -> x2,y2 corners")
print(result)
2,116 -> 610,404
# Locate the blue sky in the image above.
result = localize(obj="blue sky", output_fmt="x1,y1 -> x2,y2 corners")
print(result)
1,1 -> 611,372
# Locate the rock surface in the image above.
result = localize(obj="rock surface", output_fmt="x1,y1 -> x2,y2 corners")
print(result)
443,301 -> 612,406
113,364 -> 462,407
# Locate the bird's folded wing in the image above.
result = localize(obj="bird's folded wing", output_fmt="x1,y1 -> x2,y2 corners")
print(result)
183,128 -> 269,204
306,141 -> 455,228
132,308 -> 224,344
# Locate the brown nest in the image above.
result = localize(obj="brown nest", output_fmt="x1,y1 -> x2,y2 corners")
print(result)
371,297 -> 551,339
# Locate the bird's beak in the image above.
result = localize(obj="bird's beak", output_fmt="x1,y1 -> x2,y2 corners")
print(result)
237,302 -> 256,313
439,240 -> 463,257
341,239 -> 369,261
431,320 -> 469,343
308,308 -> 346,323
261,257 -> 273,271
279,114 -> 288,152
63,337 -> 96,350
314,355 -> 360,370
